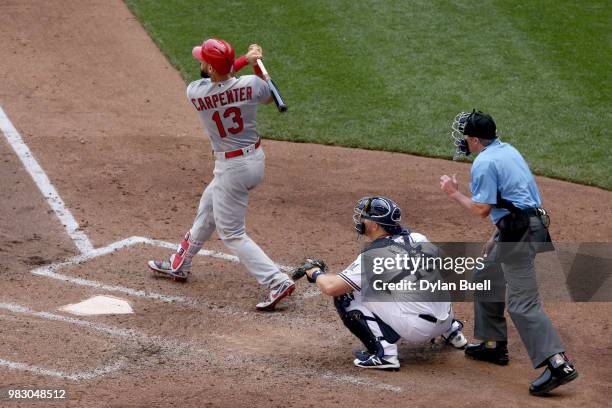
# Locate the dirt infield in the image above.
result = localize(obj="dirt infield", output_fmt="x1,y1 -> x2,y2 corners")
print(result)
1,1 -> 611,407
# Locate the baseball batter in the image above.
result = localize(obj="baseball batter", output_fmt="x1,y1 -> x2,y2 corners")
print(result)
148,38 -> 294,311
292,196 -> 467,370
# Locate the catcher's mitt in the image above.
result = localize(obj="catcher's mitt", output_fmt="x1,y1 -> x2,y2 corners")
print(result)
291,258 -> 326,282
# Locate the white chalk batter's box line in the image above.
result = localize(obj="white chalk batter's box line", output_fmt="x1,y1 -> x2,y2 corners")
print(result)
0,302 -> 401,393
30,235 -> 321,310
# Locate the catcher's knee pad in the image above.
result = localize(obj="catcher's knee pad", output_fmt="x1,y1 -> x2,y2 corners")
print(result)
334,295 -> 384,357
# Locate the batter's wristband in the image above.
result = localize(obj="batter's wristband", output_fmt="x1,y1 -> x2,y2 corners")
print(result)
233,55 -> 248,72
311,269 -> 324,283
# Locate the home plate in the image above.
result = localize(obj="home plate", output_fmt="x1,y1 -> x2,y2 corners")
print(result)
59,295 -> 133,316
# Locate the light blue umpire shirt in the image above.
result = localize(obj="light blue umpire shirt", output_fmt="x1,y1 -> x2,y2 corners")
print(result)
470,139 -> 542,225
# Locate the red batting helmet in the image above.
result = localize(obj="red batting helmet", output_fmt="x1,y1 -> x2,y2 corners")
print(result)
192,38 -> 235,75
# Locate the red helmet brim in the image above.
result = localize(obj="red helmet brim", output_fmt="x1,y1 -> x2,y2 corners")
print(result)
192,46 -> 204,62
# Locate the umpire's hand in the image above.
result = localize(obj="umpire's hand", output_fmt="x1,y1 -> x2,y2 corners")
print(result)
440,174 -> 459,196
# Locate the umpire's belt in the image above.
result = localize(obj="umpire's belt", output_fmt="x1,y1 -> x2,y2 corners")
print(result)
517,208 -> 548,217
214,139 -> 261,160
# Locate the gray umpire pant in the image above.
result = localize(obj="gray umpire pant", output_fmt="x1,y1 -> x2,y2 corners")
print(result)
473,216 -> 565,368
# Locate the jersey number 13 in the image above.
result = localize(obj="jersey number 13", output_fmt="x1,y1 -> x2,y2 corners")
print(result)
212,107 -> 243,138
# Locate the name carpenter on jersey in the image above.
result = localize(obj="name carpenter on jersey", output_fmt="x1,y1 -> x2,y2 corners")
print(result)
372,279 -> 491,293
191,86 -> 253,111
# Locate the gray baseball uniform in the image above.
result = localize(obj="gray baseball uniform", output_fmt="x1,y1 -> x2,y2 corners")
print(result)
184,74 -> 290,288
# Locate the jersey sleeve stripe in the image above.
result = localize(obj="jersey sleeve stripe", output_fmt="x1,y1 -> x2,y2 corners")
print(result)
339,273 -> 360,292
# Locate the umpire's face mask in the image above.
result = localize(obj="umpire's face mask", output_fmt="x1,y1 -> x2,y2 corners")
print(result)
457,136 -> 471,156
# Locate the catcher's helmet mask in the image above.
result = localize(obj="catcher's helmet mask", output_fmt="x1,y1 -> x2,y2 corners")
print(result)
451,110 -> 497,160
353,196 -> 402,236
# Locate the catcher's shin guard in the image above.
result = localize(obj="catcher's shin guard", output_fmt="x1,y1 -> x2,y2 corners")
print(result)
334,295 -> 384,357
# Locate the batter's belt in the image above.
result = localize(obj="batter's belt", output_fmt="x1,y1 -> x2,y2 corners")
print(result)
214,138 -> 261,160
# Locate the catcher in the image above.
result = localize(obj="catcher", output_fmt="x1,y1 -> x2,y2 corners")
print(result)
292,196 -> 467,370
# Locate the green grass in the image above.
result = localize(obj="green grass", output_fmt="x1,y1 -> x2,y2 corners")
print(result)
126,0 -> 611,189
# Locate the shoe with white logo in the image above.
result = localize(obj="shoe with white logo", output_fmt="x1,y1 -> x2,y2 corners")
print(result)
255,280 -> 295,311
442,319 -> 468,349
148,254 -> 190,281
529,359 -> 578,396
354,354 -> 400,371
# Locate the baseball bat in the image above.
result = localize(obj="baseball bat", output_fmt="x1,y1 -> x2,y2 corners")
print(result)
256,59 -> 288,112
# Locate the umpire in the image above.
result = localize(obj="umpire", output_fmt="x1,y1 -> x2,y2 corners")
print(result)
439,110 -> 578,396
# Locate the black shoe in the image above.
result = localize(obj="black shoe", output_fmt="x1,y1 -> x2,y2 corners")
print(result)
529,361 -> 578,396
353,354 -> 400,371
354,341 -> 386,362
465,341 -> 509,366
354,350 -> 370,362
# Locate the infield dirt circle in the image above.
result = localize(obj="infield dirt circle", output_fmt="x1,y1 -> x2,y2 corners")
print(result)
1,1 -> 611,407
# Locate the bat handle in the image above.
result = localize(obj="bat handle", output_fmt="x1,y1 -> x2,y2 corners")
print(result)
256,59 -> 270,80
